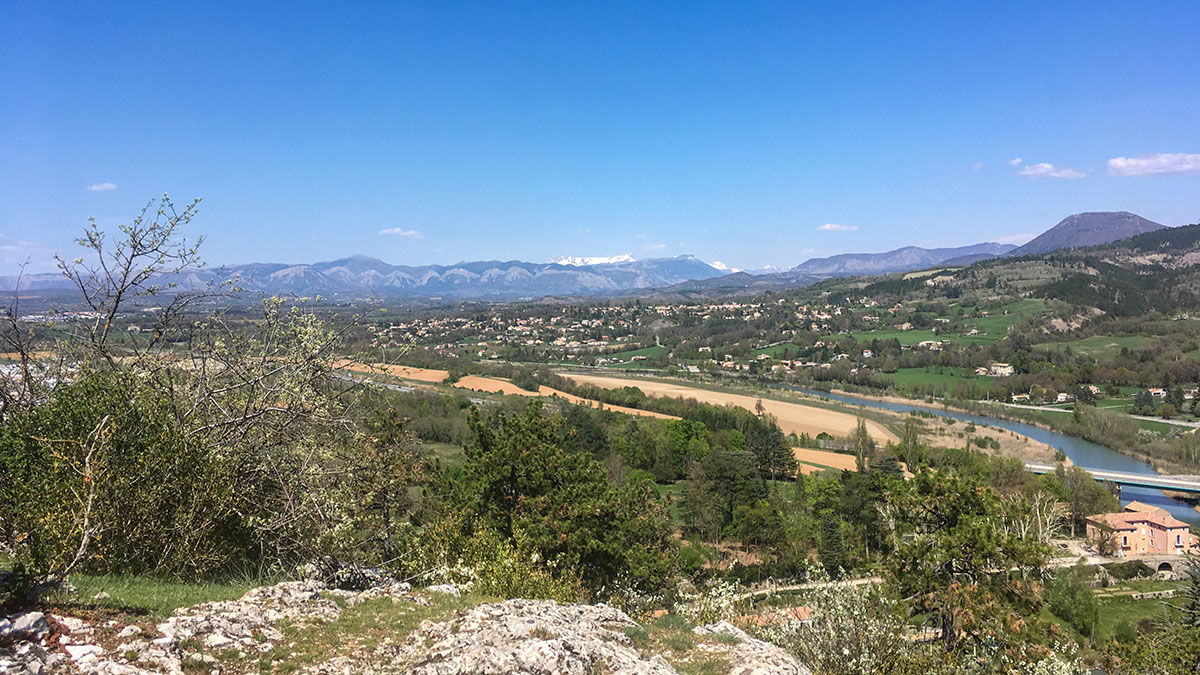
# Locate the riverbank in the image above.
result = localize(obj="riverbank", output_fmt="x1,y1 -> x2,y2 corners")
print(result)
825,386 -> 1200,478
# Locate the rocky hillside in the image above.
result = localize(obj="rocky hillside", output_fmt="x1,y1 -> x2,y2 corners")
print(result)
1,579 -> 809,674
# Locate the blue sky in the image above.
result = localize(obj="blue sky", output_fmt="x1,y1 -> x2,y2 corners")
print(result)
2,1 -> 1198,273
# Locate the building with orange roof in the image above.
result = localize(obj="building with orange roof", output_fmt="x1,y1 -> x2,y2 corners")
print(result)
1086,509 -> 1198,557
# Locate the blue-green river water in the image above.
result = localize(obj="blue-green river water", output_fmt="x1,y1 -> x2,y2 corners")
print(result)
786,386 -> 1198,525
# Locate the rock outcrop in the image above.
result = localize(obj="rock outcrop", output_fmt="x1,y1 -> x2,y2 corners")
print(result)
2,582 -> 809,674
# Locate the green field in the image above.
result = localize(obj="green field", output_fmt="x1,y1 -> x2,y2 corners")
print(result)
752,343 -> 807,357
1034,335 -> 1154,359
850,300 -> 1048,348
600,345 -> 665,367
847,327 -> 996,348
967,299 -> 1046,336
888,367 -> 994,390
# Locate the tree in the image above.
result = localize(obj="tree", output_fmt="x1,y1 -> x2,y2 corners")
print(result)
852,417 -> 875,472
818,514 -> 847,577
460,401 -> 676,593
880,470 -> 1051,654
680,460 -> 723,543
1054,465 -> 1121,536
1045,565 -> 1099,636
337,407 -> 423,566
700,450 -> 766,532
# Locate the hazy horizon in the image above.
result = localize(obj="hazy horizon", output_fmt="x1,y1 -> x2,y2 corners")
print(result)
3,2 -> 1198,274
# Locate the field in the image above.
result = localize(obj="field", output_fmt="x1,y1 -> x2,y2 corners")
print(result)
967,299 -> 1046,336
563,373 -> 898,443
751,343 -> 807,358
792,447 -> 859,471
888,367 -> 994,390
849,300 -> 1047,348
600,343 -> 667,365
1033,335 -> 1155,359
337,361 -> 677,420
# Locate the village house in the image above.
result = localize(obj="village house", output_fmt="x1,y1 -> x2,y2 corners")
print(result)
1085,504 -> 1198,557
989,363 -> 1015,377
1149,388 -> 1167,398
1011,393 -> 1031,402
1056,392 -> 1076,404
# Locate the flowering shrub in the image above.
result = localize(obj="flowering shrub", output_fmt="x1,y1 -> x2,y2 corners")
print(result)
676,578 -> 744,625
754,565 -> 915,675
414,520 -> 584,603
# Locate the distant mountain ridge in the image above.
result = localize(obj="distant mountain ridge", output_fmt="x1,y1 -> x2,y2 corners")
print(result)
790,243 -> 1017,276
1008,212 -> 1165,257
0,254 -> 728,300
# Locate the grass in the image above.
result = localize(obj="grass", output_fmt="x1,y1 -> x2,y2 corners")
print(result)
1093,595 -> 1181,642
1033,335 -> 1155,360
48,574 -> 255,620
254,591 -> 480,672
622,612 -> 731,675
423,441 -> 466,467
752,343 -> 807,358
968,299 -> 1046,336
888,367 -> 994,391
847,328 -> 941,346
601,345 -> 665,362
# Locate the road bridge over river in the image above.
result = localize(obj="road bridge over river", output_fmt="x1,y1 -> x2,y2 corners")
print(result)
1025,463 -> 1200,494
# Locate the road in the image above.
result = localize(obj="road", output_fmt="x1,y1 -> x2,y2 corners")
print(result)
989,401 -> 1200,429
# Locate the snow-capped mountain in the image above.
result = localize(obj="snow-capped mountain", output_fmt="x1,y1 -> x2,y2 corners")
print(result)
549,253 -> 637,266
2,254 -> 730,300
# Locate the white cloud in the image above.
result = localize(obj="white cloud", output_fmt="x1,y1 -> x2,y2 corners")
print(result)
0,233 -> 60,272
643,243 -> 667,250
817,223 -> 858,232
378,228 -> 423,237
1008,158 -> 1023,167
1107,153 -> 1200,176
1017,163 -> 1088,180
992,232 -> 1037,245
972,162 -> 984,171
86,182 -> 117,191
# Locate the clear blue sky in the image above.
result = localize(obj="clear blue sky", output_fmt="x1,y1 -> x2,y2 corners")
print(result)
2,1 -> 1198,273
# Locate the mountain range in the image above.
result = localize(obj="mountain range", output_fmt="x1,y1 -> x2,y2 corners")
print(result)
0,255 -> 728,300
0,211 -> 1175,301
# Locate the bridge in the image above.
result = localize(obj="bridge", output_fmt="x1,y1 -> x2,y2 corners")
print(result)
1025,463 -> 1200,494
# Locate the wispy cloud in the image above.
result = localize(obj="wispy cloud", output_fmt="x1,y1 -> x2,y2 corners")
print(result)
1017,163 -> 1087,180
86,182 -> 117,192
378,228 -> 423,237
817,223 -> 858,232
1107,153 -> 1200,176
992,232 -> 1037,245
643,243 -> 666,250
972,162 -> 984,171
1007,158 -> 1023,167
0,233 -> 60,272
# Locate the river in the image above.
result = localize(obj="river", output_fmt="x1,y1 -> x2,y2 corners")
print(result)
787,386 -> 1199,525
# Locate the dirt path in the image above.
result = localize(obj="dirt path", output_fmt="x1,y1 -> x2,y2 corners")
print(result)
564,373 -> 899,444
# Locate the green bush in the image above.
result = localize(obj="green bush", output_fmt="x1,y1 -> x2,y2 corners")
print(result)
1105,560 -> 1155,580
0,373 -> 242,581
1045,567 -> 1098,636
